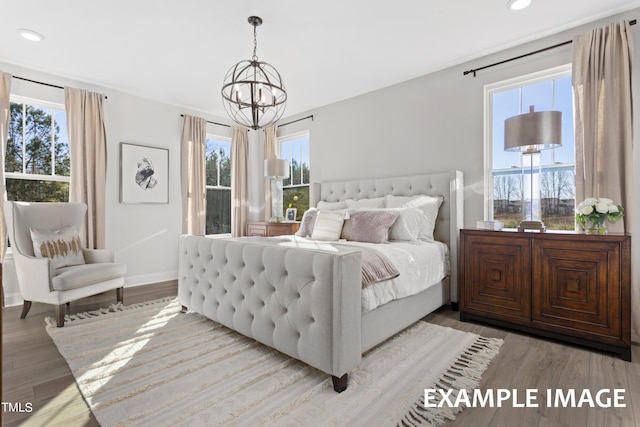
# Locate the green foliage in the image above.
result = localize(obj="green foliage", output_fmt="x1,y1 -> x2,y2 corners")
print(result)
206,188 -> 231,234
283,187 -> 309,221
5,102 -> 70,202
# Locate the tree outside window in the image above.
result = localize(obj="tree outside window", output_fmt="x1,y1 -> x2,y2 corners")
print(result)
486,66 -> 575,230
280,132 -> 310,221
205,136 -> 231,234
5,98 -> 70,202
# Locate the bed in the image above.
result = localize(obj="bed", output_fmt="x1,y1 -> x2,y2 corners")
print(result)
178,170 -> 463,392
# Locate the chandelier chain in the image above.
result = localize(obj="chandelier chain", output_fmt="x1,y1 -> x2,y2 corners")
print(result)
252,24 -> 258,61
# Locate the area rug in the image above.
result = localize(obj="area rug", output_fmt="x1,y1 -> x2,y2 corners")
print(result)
46,297 -> 502,427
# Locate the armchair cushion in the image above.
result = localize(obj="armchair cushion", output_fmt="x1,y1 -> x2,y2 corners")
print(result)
30,226 -> 86,269
53,263 -> 127,291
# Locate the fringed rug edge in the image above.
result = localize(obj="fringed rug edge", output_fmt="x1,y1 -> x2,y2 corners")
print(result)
44,296 -> 178,329
397,334 -> 504,426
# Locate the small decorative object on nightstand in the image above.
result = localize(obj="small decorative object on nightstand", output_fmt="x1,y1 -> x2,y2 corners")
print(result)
246,221 -> 300,237
459,228 -> 631,361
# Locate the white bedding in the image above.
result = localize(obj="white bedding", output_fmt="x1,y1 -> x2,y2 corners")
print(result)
343,240 -> 450,312
258,235 -> 450,313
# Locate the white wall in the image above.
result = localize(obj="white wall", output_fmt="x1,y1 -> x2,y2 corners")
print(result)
0,61 -> 235,304
280,8 -> 640,341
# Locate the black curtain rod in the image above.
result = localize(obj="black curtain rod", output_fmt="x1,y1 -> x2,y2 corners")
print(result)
463,18 -> 636,77
277,115 -> 314,128
180,114 -> 230,128
180,114 -> 314,130
13,75 -> 108,98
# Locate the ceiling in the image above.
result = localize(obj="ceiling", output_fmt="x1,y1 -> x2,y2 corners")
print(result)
2,1 -> 639,119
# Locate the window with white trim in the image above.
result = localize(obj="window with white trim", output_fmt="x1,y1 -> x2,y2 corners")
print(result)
205,136 -> 231,234
5,96 -> 70,202
485,65 -> 576,230
280,131 -> 310,221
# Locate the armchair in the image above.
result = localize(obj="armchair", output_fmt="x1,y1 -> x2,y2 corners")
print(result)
4,201 -> 126,327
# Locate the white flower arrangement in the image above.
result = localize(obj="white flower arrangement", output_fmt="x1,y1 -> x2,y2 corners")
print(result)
575,197 -> 624,231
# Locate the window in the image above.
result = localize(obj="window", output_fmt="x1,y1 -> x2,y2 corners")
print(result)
5,96 -> 70,202
485,65 -> 575,230
205,136 -> 231,234
280,132 -> 310,221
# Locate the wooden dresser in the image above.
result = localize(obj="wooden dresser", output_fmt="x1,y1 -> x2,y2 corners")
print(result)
459,229 -> 631,361
246,221 -> 300,237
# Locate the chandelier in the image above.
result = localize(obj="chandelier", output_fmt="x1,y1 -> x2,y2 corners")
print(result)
221,16 -> 287,130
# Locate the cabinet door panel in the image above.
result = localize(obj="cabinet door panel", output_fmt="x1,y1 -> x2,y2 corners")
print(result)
461,232 -> 531,322
532,240 -> 622,341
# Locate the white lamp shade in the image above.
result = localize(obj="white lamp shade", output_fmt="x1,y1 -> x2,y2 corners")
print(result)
504,108 -> 562,153
264,158 -> 290,178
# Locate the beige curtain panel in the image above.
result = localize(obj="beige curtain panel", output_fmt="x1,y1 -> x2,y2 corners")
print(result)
263,124 -> 278,221
65,87 -> 107,249
231,126 -> 248,237
180,115 -> 207,235
572,20 -> 635,340
572,20 -> 634,234
0,71 -> 12,261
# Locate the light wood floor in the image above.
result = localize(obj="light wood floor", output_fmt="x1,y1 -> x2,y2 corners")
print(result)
2,282 -> 638,427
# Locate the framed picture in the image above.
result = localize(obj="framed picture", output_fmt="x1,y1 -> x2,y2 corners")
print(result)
120,143 -> 169,204
285,208 -> 297,222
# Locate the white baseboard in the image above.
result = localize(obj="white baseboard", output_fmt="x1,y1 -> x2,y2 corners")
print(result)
124,271 -> 178,288
4,292 -> 24,308
2,270 -> 178,308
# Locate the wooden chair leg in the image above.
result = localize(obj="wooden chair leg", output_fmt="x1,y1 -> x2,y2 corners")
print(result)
19,300 -> 32,319
332,374 -> 348,393
55,304 -> 65,327
116,287 -> 124,304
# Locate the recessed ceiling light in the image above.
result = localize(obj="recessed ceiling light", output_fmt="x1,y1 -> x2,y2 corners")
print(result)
507,0 -> 533,10
17,28 -> 45,42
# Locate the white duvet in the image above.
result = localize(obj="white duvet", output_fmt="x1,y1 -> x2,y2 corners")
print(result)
263,235 -> 450,313
340,240 -> 450,312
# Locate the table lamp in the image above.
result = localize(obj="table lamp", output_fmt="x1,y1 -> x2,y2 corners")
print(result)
504,106 -> 562,232
265,158 -> 290,222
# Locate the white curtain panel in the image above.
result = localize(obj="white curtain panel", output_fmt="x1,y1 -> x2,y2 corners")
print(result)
231,126 -> 248,237
180,115 -> 207,235
64,87 -> 107,249
0,71 -> 12,261
572,20 -> 636,340
263,124 -> 278,221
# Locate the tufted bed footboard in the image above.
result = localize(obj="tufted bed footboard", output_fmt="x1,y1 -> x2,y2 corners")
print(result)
178,235 -> 363,392
178,170 -> 463,393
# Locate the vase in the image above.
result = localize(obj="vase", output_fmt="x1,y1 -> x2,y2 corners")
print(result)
585,216 -> 607,235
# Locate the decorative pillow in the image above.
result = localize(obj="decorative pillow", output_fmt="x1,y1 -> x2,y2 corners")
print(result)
310,210 -> 346,241
295,208 -> 318,238
316,200 -> 348,210
385,195 -> 443,241
388,208 -> 430,241
340,210 -> 399,243
30,226 -> 86,269
345,197 -> 386,209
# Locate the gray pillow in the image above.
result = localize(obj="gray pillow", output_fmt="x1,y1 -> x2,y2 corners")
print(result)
340,210 -> 399,243
295,208 -> 318,237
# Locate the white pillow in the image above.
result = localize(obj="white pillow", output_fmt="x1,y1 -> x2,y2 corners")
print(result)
389,208 -> 430,241
385,195 -> 443,241
345,197 -> 386,209
316,200 -> 348,210
311,210 -> 346,241
30,226 -> 86,269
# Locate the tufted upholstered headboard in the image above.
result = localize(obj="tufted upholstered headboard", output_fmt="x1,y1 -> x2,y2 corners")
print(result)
310,170 -> 464,302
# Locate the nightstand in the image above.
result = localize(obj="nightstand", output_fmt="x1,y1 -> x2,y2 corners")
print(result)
459,229 -> 631,361
246,221 -> 300,237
